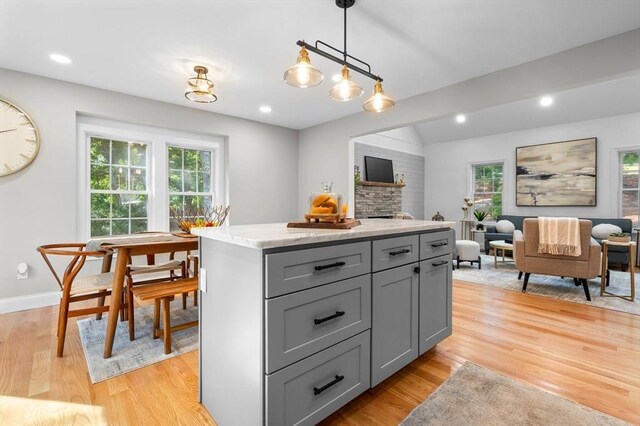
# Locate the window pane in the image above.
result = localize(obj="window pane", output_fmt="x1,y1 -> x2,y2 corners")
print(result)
200,172 -> 211,192
622,152 -> 639,189
168,146 -> 183,169
131,219 -> 148,234
184,171 -> 196,192
111,166 -> 129,191
112,140 -> 129,165
168,170 -> 182,192
91,194 -> 111,218
90,138 -> 110,164
169,195 -> 183,210
199,151 -> 211,172
112,219 -> 129,235
184,149 -> 198,171
130,143 -> 147,167
111,194 -> 130,218
130,194 -> 148,218
91,220 -> 110,237
622,189 -> 639,224
90,165 -> 110,190
130,167 -> 146,191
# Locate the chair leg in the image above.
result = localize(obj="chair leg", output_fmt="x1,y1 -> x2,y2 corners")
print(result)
153,299 -> 160,339
573,278 -> 579,286
193,290 -> 198,307
182,293 -> 187,310
478,256 -> 481,270
606,270 -> 610,287
456,256 -> 460,269
96,290 -> 107,320
162,297 -> 172,354
128,284 -> 135,341
518,271 -> 523,280
57,296 -> 70,357
581,279 -> 591,301
522,273 -> 531,293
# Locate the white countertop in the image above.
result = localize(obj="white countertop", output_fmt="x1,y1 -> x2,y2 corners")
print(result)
191,219 -> 455,249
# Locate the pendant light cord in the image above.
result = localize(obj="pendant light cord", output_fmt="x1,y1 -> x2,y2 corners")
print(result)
343,4 -> 347,64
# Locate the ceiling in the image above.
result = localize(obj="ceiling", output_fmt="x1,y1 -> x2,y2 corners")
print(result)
413,73 -> 640,145
1,1 -> 639,130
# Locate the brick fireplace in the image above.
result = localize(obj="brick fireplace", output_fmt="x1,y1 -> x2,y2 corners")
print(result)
354,181 -> 405,218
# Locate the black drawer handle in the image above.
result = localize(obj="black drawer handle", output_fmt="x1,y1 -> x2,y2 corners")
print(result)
314,311 -> 345,325
389,248 -> 411,256
313,375 -> 344,396
432,260 -> 449,267
431,241 -> 448,248
314,261 -> 346,271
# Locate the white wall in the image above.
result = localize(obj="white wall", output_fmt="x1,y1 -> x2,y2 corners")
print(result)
298,30 -> 640,217
0,68 -> 298,301
424,112 -> 640,225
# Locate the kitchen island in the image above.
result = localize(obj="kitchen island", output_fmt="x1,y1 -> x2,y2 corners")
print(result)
192,219 -> 455,426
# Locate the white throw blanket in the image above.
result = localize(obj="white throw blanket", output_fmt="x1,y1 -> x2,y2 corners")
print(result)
538,217 -> 581,257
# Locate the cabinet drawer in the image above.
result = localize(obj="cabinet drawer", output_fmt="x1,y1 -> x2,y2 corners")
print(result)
266,241 -> 371,298
266,331 -> 370,426
420,230 -> 454,260
372,235 -> 419,272
266,275 -> 371,373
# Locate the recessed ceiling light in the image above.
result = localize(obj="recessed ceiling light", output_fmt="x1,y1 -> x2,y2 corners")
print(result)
455,114 -> 466,123
331,74 -> 342,82
259,105 -> 272,113
49,53 -> 72,64
539,96 -> 554,107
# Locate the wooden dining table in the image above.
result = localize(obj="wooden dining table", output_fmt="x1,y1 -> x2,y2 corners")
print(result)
89,233 -> 198,358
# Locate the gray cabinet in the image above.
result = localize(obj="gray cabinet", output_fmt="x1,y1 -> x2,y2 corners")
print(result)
371,262 -> 419,386
199,227 -> 453,425
419,254 -> 453,354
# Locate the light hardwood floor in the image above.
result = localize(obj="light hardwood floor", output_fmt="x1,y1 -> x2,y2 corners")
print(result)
1,281 -> 638,425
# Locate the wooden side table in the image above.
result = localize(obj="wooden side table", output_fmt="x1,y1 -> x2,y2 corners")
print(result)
600,240 -> 636,302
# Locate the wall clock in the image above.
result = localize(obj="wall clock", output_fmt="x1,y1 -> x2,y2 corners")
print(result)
0,99 -> 40,177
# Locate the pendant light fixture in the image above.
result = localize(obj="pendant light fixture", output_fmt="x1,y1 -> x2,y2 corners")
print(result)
185,66 -> 217,103
283,46 -> 324,88
283,0 -> 395,112
362,80 -> 395,112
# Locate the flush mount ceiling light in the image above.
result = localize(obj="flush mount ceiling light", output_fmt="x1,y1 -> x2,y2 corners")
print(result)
455,114 -> 467,123
283,0 -> 395,112
185,66 -> 217,103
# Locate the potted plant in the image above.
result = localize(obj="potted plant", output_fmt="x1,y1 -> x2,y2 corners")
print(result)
608,232 -> 631,243
473,209 -> 488,230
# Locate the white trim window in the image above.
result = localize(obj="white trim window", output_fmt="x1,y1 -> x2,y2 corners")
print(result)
168,145 -> 215,231
78,117 -> 225,240
620,150 -> 639,227
89,137 -> 150,237
472,162 -> 503,221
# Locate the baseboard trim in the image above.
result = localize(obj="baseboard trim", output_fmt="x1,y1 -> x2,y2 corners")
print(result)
0,291 -> 60,314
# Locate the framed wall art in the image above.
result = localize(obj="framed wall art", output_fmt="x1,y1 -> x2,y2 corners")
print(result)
516,137 -> 597,206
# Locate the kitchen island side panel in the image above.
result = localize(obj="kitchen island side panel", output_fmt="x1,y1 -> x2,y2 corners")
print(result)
199,238 -> 264,426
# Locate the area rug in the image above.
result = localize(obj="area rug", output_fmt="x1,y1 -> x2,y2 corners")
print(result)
454,254 -> 640,315
78,304 -> 198,383
401,362 -> 628,426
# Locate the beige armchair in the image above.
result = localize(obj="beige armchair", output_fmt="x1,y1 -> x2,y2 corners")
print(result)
514,218 -> 601,300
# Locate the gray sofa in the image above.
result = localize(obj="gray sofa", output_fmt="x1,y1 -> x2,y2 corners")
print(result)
484,215 -> 633,268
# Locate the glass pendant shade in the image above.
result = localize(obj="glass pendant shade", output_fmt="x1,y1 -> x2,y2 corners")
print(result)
185,66 -> 217,103
284,46 -> 324,88
328,65 -> 364,101
363,80 -> 395,112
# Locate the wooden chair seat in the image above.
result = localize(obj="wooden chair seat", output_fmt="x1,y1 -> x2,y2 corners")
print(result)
132,277 -> 199,354
70,272 -> 115,296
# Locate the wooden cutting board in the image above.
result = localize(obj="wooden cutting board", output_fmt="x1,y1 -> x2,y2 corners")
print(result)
287,219 -> 361,229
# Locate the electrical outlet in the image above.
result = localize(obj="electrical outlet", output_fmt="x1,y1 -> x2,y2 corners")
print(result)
200,268 -> 207,293
17,262 -> 28,280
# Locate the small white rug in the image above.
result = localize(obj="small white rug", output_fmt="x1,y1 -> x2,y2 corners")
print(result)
454,254 -> 640,315
78,304 -> 198,383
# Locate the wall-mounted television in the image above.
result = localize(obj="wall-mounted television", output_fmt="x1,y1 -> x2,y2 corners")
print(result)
364,156 -> 394,183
